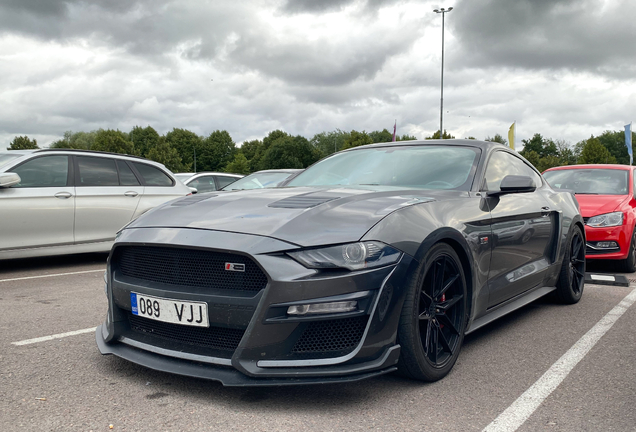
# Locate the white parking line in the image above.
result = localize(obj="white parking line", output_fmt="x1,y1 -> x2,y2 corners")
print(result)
0,269 -> 104,283
483,287 -> 636,432
11,327 -> 97,346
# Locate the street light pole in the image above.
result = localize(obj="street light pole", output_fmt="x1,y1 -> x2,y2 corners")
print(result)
433,7 -> 453,139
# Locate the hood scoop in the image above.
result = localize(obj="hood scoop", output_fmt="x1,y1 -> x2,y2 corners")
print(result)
269,195 -> 338,209
171,194 -> 217,207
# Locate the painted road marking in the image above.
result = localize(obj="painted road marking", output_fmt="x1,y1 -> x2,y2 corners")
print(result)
483,287 -> 636,432
0,269 -> 104,283
12,327 -> 97,346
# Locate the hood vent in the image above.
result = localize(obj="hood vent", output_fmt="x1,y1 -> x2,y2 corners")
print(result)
171,194 -> 217,207
269,195 -> 338,209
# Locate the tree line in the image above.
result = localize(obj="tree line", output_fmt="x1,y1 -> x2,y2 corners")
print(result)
6,127 -> 635,174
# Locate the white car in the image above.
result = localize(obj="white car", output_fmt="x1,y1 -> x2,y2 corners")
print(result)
179,172 -> 243,193
0,149 -> 192,260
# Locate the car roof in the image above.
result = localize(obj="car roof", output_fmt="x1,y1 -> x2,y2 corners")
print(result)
251,169 -> 303,174
30,148 -> 169,169
345,139 -> 501,152
188,172 -> 243,177
544,164 -> 633,172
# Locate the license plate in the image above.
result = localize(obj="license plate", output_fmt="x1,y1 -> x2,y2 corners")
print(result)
131,292 -> 209,328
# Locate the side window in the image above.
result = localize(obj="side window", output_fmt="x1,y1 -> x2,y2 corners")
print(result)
133,163 -> 173,186
117,161 -> 140,186
216,176 -> 238,189
77,156 -> 119,186
12,155 -> 69,188
189,176 -> 217,192
483,151 -> 542,191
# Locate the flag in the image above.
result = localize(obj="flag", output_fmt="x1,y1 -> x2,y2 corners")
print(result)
508,122 -> 515,150
626,123 -> 633,166
392,120 -> 397,142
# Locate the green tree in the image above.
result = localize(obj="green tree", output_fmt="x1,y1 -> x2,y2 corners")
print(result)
485,134 -> 507,145
520,133 -> 557,158
198,130 -> 236,172
8,136 -> 39,150
259,134 -> 320,170
92,129 -> 135,154
224,152 -> 251,175
597,130 -> 630,165
397,134 -> 418,141
146,137 -> 185,172
426,130 -> 455,139
310,129 -> 350,158
578,137 -> 617,164
164,128 -> 201,172
130,126 -> 161,158
369,129 -> 393,143
50,130 -> 97,149
343,130 -> 373,149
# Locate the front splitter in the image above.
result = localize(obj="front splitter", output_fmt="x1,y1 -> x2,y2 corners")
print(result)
96,325 -> 397,387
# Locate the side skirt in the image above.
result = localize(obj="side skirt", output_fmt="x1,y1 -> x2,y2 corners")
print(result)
465,286 -> 556,335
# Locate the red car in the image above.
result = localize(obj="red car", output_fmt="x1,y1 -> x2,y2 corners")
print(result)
543,164 -> 636,272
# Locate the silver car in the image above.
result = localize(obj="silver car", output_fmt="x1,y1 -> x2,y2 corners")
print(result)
180,172 -> 243,193
221,169 -> 302,191
0,149 -> 192,260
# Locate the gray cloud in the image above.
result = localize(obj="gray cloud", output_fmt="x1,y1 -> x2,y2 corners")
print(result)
450,0 -> 636,74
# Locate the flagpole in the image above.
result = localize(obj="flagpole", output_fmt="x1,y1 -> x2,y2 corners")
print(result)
434,7 -> 453,139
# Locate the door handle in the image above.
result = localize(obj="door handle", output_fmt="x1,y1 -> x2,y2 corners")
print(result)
54,192 -> 73,199
124,191 -> 139,197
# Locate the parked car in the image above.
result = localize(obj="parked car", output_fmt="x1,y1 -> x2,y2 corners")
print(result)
173,173 -> 196,182
181,172 -> 243,193
0,149 -> 192,260
543,164 -> 636,271
221,169 -> 302,191
97,140 -> 584,386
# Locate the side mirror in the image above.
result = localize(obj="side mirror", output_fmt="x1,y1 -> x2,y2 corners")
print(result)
487,175 -> 536,197
0,172 -> 21,188
189,187 -> 198,194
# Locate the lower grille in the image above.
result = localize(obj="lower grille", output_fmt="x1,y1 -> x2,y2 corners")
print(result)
292,315 -> 368,355
128,312 -> 245,352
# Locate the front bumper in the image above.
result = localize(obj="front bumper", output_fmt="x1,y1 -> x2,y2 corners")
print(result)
97,228 -> 414,386
584,224 -> 631,260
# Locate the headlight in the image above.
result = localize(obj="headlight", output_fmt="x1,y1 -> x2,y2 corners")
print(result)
587,212 -> 624,227
287,241 -> 401,271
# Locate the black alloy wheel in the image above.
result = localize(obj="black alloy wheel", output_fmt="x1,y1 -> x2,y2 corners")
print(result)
555,225 -> 585,304
621,229 -> 636,273
397,243 -> 467,381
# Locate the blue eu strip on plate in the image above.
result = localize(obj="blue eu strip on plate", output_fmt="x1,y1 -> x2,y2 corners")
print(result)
130,293 -> 138,315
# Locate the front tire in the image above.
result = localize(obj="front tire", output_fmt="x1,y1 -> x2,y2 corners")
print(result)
397,243 -> 467,382
555,225 -> 585,304
620,229 -> 636,273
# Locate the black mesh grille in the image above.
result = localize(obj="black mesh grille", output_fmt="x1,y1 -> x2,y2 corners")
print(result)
583,217 -> 590,224
128,312 -> 245,351
292,316 -> 368,354
115,246 -> 267,292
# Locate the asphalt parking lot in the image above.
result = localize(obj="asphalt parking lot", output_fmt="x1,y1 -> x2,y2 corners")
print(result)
1,255 -> 634,432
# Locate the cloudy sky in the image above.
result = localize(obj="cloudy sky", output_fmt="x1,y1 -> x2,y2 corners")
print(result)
1,0 -> 635,149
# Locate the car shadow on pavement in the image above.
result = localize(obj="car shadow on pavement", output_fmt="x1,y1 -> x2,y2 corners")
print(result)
0,253 -> 108,274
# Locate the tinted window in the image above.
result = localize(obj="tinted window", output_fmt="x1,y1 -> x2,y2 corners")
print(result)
543,168 -> 628,195
216,176 -> 239,189
77,156 -> 119,186
12,155 -> 68,188
288,146 -> 479,190
133,163 -> 173,186
188,176 -> 217,192
483,151 -> 542,191
117,161 -> 140,186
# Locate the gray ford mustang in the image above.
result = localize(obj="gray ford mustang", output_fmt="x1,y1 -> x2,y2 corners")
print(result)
96,139 -> 585,386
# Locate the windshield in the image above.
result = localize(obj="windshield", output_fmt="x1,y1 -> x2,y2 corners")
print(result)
287,146 -> 480,190
543,168 -> 629,195
222,172 -> 294,190
0,153 -> 25,169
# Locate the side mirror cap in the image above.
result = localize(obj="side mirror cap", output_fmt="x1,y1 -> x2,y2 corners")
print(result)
0,172 -> 21,188
188,187 -> 198,194
487,175 -> 536,197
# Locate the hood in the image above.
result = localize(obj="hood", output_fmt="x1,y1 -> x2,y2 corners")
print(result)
575,194 -> 629,217
126,187 -> 451,247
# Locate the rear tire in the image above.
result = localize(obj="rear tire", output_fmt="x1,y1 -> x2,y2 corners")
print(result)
397,243 -> 467,382
555,225 -> 585,304
620,229 -> 636,273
